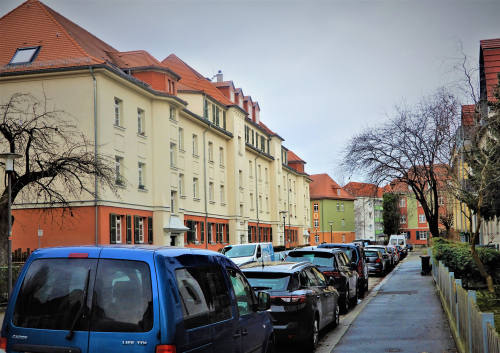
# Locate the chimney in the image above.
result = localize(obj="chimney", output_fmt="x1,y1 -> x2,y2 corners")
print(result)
216,70 -> 223,82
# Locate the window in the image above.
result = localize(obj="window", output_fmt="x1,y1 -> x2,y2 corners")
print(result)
369,224 -> 373,231
110,214 -> 123,244
208,142 -> 213,162
193,178 -> 198,198
342,219 -> 345,227
178,128 -> 184,150
400,215 -> 407,224
260,135 -> 265,152
337,203 -> 340,212
417,231 -> 428,240
209,182 -> 214,202
266,197 -> 269,212
193,134 -> 198,156
137,109 -> 144,134
114,98 -> 122,126
314,204 -> 319,212
244,125 -> 249,143
337,189 -> 340,196
219,147 -> 224,166
138,217 -> 144,242
170,107 -> 176,121
239,170 -> 243,188
179,174 -> 184,196
314,219 -> 319,228
265,168 -> 268,182
170,143 -> 176,167
419,214 -> 426,223
171,191 -> 176,214
438,196 -> 445,206
223,111 -> 226,130
259,195 -> 262,211
115,156 -> 123,185
227,269 -> 255,316
204,99 -> 209,119
10,46 -> 41,64
341,203 -> 345,212
220,185 -> 225,204
138,163 -> 145,189
399,198 -> 406,207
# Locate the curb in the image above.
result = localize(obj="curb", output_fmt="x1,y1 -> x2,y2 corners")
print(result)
316,259 -> 406,353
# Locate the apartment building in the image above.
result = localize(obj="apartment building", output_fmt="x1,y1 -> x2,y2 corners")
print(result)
344,182 -> 384,241
0,0 -> 312,252
309,174 -> 356,244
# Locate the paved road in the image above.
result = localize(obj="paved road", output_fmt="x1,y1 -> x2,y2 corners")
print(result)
332,251 -> 457,353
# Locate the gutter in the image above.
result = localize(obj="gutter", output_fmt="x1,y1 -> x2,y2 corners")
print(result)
89,67 -> 98,246
255,151 -> 262,242
203,93 -> 212,249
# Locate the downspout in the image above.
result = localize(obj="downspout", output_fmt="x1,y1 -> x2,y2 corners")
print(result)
203,123 -> 212,250
321,198 -> 324,243
90,67 -> 98,246
286,171 -> 291,246
255,151 -> 262,242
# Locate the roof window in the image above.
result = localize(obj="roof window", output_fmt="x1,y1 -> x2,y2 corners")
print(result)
10,46 -> 41,65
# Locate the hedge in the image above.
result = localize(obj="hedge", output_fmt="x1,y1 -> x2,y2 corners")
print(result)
433,238 -> 500,287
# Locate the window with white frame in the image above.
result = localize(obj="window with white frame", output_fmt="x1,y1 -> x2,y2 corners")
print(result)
438,196 -> 445,206
314,204 -> 319,212
137,109 -> 145,134
239,170 -> 243,188
178,128 -> 184,150
265,168 -> 268,183
192,134 -> 198,156
341,203 -> 345,212
171,191 -> 176,214
115,156 -> 123,185
193,178 -> 198,198
342,219 -> 345,227
399,198 -> 406,207
170,143 -> 176,167
116,215 -> 122,243
208,142 -> 213,162
179,174 -> 184,196
337,189 -> 340,196
314,219 -> 319,228
315,233 -> 320,244
419,214 -> 426,223
337,203 -> 340,211
400,215 -> 407,224
138,217 -> 144,243
209,182 -> 214,202
114,98 -> 122,126
220,185 -> 225,204
170,107 -> 176,121
138,163 -> 145,188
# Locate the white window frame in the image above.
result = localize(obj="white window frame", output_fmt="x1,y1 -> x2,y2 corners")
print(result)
420,231 -> 428,240
170,143 -> 176,167
314,219 -> 319,228
341,204 -> 345,212
170,107 -> 176,121
179,174 -> 184,196
115,156 -> 123,184
114,99 -> 121,126
178,128 -> 184,150
314,204 -> 318,212
419,214 -> 426,223
138,163 -> 145,188
139,218 -> 144,243
171,191 -> 176,215
192,134 -> 198,156
220,185 -> 225,204
209,182 -> 214,202
193,178 -> 198,198
438,196 -> 445,206
137,109 -> 144,134
400,215 -> 407,224
116,215 -> 122,243
342,219 -> 345,227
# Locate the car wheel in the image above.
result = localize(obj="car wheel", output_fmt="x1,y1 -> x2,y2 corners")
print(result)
303,315 -> 319,352
340,288 -> 349,314
350,286 -> 359,306
333,303 -> 340,328
265,337 -> 275,353
359,278 -> 366,298
365,276 -> 369,291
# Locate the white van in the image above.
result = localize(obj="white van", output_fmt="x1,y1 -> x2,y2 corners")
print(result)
221,242 -> 275,266
389,234 -> 407,248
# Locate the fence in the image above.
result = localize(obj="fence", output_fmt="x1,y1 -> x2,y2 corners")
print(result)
429,248 -> 500,353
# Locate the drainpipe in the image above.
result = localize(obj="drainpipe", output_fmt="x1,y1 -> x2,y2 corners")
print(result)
89,67 -> 98,246
255,151 -> 262,242
286,171 -> 291,246
203,122 -> 212,250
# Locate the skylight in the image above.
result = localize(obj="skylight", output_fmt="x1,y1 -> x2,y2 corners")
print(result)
10,47 -> 40,64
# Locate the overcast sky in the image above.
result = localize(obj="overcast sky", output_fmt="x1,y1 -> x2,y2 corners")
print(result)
2,0 -> 499,182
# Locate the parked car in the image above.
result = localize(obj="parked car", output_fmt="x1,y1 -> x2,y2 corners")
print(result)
1,246 -> 274,353
317,243 -> 369,298
396,245 -> 407,259
386,245 -> 400,264
389,234 -> 407,249
222,242 -> 275,266
285,249 -> 358,314
364,249 -> 387,276
406,243 -> 414,252
241,261 -> 338,352
365,245 -> 393,270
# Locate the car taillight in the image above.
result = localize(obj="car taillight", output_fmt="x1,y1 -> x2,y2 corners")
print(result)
0,337 -> 6,350
68,253 -> 89,258
156,345 -> 176,353
357,261 -> 362,276
323,270 -> 341,279
271,295 -> 306,304
375,258 -> 381,263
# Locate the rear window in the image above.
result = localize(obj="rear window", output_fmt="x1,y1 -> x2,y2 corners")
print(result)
365,251 -> 379,257
13,258 -> 98,331
390,239 -> 398,245
244,272 -> 291,291
335,247 -> 358,263
287,252 -> 335,267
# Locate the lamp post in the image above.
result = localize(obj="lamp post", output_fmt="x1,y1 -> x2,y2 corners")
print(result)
330,221 -> 333,243
315,227 -> 318,244
0,152 -> 22,298
280,211 -> 287,249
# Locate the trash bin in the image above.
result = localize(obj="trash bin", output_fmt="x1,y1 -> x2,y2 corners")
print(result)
420,255 -> 431,276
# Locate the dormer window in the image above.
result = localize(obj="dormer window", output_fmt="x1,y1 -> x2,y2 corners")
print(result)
10,46 -> 41,65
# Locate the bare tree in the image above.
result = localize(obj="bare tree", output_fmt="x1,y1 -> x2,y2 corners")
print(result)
341,87 -> 461,245
0,93 -> 118,265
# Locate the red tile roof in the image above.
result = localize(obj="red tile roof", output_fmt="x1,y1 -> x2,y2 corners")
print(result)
288,150 -> 305,163
461,104 -> 475,126
106,50 -> 163,69
480,39 -> 500,101
344,182 -> 383,198
309,173 -> 356,201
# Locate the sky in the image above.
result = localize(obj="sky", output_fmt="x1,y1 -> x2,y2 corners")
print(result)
1,0 -> 499,182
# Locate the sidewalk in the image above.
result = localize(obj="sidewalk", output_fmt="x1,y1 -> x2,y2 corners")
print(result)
332,251 -> 457,353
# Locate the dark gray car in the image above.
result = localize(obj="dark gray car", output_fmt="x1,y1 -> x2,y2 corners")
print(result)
364,249 -> 387,276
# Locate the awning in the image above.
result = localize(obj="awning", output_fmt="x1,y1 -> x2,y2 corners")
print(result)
164,216 -> 189,234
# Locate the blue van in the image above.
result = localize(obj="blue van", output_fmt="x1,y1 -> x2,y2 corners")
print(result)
0,245 -> 274,353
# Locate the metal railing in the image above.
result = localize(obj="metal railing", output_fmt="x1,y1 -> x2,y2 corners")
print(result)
429,248 -> 500,353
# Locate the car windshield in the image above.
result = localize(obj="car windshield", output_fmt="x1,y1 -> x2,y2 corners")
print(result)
390,239 -> 397,244
286,252 -> 335,267
365,251 -> 379,257
222,245 -> 256,258
244,272 -> 291,291
368,247 -> 386,253
398,240 -> 405,245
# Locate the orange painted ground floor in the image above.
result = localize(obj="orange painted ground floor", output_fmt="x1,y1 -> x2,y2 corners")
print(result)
309,231 -> 356,245
11,206 -> 310,253
400,228 -> 432,245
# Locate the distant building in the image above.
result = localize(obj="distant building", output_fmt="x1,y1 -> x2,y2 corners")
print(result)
344,182 -> 384,241
309,174 -> 356,244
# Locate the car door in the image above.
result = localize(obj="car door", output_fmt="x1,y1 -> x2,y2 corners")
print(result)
311,267 -> 335,325
339,253 -> 356,298
227,268 -> 267,353
302,267 -> 329,326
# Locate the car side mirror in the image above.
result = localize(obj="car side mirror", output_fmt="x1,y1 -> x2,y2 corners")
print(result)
328,278 -> 335,286
350,263 -> 357,271
257,291 -> 271,311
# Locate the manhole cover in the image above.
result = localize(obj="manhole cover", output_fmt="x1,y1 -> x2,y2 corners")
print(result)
379,291 -> 418,295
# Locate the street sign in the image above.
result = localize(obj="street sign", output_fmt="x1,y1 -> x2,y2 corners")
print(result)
38,229 -> 43,237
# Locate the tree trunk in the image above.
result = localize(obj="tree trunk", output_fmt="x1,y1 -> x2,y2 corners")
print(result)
0,203 -> 10,266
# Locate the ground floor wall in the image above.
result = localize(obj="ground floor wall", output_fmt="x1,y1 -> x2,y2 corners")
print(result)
400,228 -> 430,245
310,231 -> 356,245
